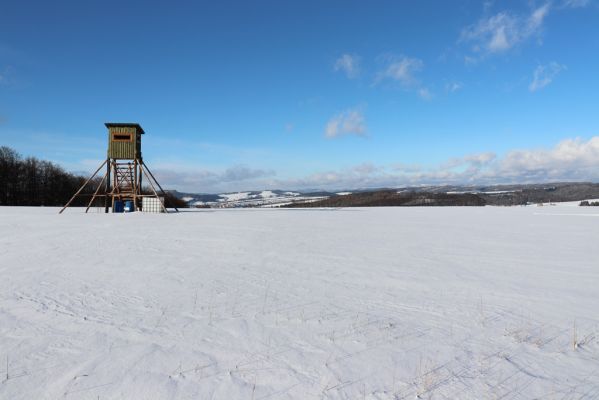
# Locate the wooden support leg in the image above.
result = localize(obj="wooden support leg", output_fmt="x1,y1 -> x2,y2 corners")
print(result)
139,163 -> 169,213
105,159 -> 111,213
85,170 -> 108,213
59,160 -> 107,214
142,162 -> 179,212
133,159 -> 139,211
139,161 -> 143,211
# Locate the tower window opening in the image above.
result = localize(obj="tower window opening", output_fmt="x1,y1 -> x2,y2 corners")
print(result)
113,133 -> 132,141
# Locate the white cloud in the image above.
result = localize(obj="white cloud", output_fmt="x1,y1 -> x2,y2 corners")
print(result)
138,136 -> 599,192
376,56 -> 423,86
424,137 -> 599,184
334,54 -> 360,79
325,108 -> 367,139
497,137 -> 599,179
529,62 -> 566,92
274,137 -> 599,190
460,3 -> 551,56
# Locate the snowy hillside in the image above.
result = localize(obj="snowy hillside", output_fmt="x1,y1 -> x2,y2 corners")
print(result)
1,206 -> 598,399
179,190 -> 329,208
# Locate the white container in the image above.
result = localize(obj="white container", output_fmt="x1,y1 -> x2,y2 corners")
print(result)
142,197 -> 165,213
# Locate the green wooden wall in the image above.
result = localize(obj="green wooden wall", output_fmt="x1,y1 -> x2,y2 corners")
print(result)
107,127 -> 141,159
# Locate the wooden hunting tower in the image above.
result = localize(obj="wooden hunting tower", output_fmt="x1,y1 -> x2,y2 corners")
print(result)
60,123 -> 178,214
107,123 -> 143,160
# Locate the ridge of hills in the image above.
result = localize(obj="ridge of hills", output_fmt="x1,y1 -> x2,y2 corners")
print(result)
170,182 -> 599,208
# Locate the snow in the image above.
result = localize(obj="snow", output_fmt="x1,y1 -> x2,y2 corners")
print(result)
549,198 -> 599,207
260,191 -> 276,198
219,192 -> 251,202
336,192 -> 352,196
446,190 -> 517,195
480,190 -> 517,194
1,205 -> 598,399
213,193 -> 327,208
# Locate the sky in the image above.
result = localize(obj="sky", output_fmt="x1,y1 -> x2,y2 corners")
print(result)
1,0 -> 599,193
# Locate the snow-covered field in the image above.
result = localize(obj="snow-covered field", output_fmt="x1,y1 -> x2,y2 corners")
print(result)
1,206 -> 598,399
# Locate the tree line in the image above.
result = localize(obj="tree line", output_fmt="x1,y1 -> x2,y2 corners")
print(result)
0,146 -> 93,206
287,190 -> 486,207
0,146 -> 187,208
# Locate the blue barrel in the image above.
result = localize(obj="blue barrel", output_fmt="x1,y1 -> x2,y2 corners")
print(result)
124,200 -> 134,212
113,200 -> 124,213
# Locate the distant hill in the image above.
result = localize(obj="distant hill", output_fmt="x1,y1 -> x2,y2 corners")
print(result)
170,182 -> 599,208
476,183 -> 599,205
170,189 -> 334,208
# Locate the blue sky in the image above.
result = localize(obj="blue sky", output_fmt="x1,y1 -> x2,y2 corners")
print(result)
1,0 -> 598,192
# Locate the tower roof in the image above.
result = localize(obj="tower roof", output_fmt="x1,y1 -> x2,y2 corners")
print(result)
105,122 -> 145,134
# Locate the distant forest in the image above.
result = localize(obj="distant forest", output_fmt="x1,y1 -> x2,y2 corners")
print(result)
0,146 -> 93,206
288,183 -> 599,208
0,146 -> 186,208
288,191 -> 487,208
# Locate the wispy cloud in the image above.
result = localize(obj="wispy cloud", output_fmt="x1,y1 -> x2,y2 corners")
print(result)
373,55 -> 433,100
334,54 -> 360,79
445,81 -> 463,92
561,0 -> 591,8
153,165 -> 276,193
529,62 -> 566,92
529,3 -> 551,31
460,3 -> 551,56
0,66 -> 15,86
418,88 -> 433,100
375,55 -> 423,86
221,165 -> 274,182
325,108 -> 367,139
